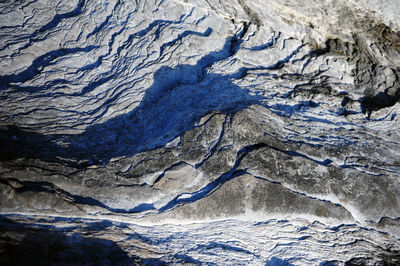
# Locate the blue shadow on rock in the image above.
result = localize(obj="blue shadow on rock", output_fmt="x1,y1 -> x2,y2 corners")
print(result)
0,26 -> 263,167
0,216 -> 135,265
265,257 -> 295,266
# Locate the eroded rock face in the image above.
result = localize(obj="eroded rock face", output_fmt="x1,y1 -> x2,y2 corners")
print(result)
1,0 -> 400,264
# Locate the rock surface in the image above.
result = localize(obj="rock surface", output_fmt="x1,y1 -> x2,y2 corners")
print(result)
1,0 -> 400,264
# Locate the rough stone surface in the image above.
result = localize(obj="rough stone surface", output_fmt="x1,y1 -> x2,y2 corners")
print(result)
1,0 -> 400,264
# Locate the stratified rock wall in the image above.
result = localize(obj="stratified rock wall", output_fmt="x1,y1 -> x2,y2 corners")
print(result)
1,0 -> 400,264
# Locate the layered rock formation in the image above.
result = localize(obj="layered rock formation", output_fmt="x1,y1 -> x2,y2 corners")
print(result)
1,0 -> 400,264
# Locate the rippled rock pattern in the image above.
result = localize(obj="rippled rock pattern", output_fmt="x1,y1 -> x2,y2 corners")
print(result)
1,0 -> 400,264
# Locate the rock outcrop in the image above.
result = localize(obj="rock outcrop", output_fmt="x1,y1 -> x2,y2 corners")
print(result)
1,0 -> 400,264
